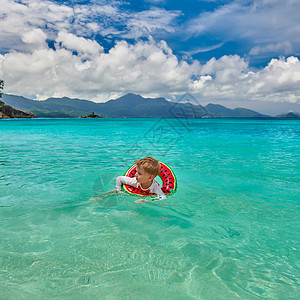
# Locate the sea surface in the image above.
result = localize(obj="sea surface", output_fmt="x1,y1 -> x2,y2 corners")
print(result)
0,118 -> 299,299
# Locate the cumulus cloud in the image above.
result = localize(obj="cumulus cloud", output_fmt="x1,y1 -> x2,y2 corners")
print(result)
56,31 -> 103,56
21,29 -> 48,49
0,0 -> 299,106
0,34 -> 200,101
0,0 -> 74,51
1,27 -> 300,104
190,55 -> 300,103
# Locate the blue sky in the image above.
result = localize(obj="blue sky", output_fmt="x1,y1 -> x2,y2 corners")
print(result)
1,0 -> 300,114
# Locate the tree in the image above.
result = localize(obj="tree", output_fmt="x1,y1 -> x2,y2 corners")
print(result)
0,79 -> 3,99
0,79 -> 4,106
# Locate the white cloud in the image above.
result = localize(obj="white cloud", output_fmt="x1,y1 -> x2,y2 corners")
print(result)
187,0 -> 300,57
201,55 -> 248,81
0,35 -> 200,101
122,7 -> 181,39
1,27 -> 300,105
0,0 -> 74,51
56,31 -> 103,56
0,0 -> 181,53
0,0 -> 299,106
249,41 -> 293,56
21,29 -> 48,49
180,43 -> 224,56
190,55 -> 300,103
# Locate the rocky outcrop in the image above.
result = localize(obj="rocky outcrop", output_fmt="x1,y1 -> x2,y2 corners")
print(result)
80,112 -> 103,118
0,112 -> 10,118
0,104 -> 37,119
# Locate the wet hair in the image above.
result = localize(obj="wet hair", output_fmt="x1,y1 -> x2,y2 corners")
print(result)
135,156 -> 160,177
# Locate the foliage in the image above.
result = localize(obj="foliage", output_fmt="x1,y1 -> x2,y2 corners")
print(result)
0,79 -> 4,106
0,79 -> 3,98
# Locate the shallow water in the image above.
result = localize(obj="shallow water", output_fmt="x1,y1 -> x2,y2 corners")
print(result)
0,118 -> 299,299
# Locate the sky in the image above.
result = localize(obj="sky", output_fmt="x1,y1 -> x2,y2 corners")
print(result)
1,0 -> 300,115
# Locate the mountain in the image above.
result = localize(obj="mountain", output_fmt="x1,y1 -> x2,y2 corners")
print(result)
99,93 -> 208,118
2,93 -> 208,118
205,103 -> 233,117
275,112 -> 300,119
2,93 -> 274,119
205,103 -> 270,118
2,94 -> 96,118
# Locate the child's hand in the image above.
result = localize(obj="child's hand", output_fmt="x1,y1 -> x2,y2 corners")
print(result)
89,197 -> 104,201
103,189 -> 125,195
90,189 -> 125,201
103,189 -> 117,194
135,199 -> 150,204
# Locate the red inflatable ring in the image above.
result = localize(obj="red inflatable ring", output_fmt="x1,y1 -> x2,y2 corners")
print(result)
122,162 -> 177,196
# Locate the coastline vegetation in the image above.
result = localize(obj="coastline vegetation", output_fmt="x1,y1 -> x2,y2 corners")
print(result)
0,79 -> 4,105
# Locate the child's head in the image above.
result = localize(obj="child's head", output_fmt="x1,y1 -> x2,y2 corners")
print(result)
135,156 -> 160,178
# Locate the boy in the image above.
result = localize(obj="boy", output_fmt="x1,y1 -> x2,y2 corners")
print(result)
116,156 -> 166,203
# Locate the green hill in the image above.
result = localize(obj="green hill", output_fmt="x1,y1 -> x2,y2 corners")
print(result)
2,93 -> 273,119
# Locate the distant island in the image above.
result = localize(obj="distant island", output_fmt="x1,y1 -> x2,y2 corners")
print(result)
1,93 -> 300,119
80,112 -> 103,118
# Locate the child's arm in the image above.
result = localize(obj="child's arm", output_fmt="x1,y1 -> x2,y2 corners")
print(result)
151,182 -> 166,201
116,176 -> 137,191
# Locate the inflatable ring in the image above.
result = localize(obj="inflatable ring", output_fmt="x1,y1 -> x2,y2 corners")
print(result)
122,162 -> 177,196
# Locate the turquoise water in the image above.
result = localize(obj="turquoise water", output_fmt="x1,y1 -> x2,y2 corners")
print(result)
0,118 -> 299,299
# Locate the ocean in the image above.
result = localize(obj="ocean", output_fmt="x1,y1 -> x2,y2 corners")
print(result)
0,118 -> 299,299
